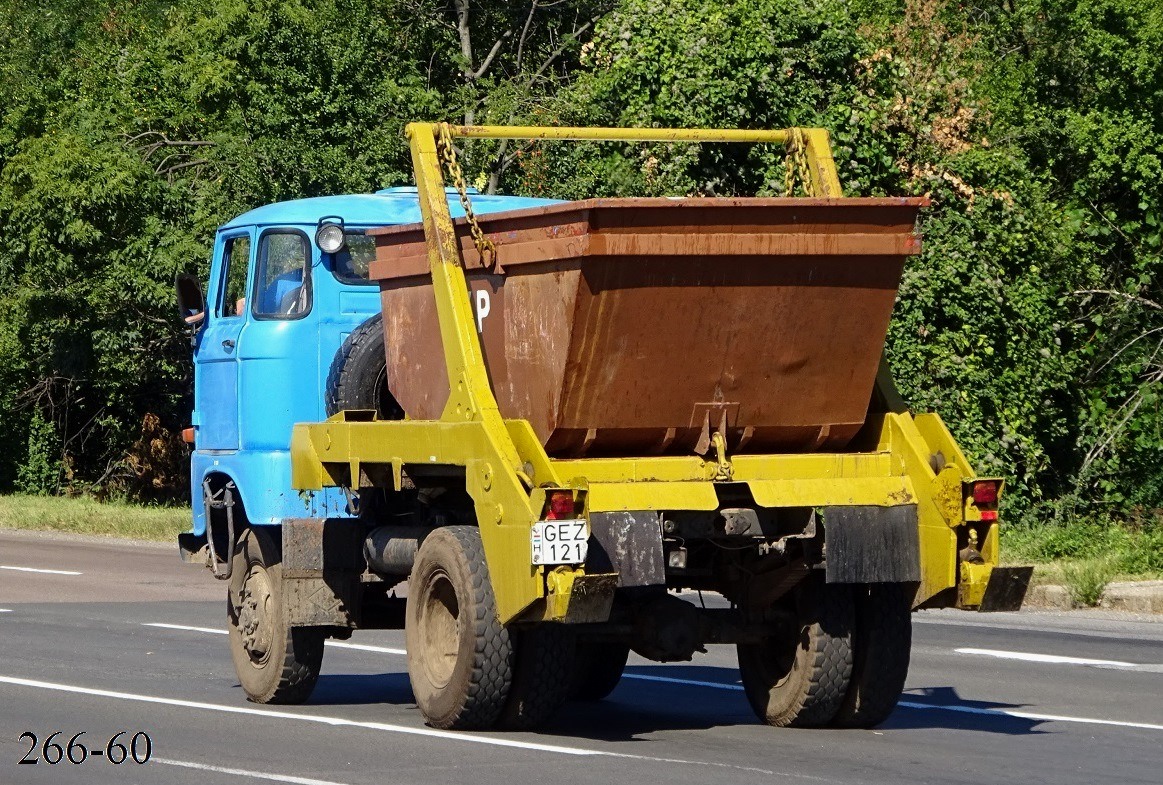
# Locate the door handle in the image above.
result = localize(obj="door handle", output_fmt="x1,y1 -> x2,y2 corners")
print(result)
222,339 -> 235,351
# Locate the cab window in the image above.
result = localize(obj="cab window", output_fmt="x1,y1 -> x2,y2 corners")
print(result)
253,231 -> 311,318
218,235 -> 251,317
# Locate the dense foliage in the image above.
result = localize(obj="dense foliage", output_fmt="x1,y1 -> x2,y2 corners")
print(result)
0,0 -> 1159,528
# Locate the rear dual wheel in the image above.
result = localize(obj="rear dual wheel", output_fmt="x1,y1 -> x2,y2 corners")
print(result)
406,526 -> 512,730
571,642 -> 630,702
405,526 -> 575,731
737,576 -> 912,728
501,624 -> 576,729
737,574 -> 855,727
833,582 -> 913,728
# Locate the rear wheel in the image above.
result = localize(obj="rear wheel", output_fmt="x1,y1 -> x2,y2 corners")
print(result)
570,642 -> 629,702
832,582 -> 913,728
406,526 -> 513,730
499,624 -> 576,729
227,528 -> 326,704
737,574 -> 854,727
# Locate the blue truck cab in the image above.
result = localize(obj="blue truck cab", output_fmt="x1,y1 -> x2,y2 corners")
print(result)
177,187 -> 557,559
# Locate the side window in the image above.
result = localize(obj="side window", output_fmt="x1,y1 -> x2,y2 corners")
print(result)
218,235 -> 251,317
254,232 -> 311,318
332,232 -> 377,284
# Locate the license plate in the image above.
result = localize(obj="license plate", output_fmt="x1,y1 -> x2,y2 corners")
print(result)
531,519 -> 589,565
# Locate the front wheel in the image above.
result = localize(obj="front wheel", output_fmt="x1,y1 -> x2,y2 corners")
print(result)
227,527 -> 326,704
737,574 -> 854,727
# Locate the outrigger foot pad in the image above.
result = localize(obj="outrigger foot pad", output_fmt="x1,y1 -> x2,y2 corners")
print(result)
978,566 -> 1034,612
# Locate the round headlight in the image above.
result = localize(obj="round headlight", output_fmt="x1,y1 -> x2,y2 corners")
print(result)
315,223 -> 345,254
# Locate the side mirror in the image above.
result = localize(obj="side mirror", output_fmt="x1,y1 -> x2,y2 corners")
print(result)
176,273 -> 206,327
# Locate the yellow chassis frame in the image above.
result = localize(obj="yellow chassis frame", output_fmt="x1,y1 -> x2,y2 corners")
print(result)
290,123 -> 1002,624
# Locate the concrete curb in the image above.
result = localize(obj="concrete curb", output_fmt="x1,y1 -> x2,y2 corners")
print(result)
1101,581 -> 1163,614
1025,580 -> 1163,613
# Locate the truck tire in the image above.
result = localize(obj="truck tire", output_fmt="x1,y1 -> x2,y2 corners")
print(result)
325,313 -> 403,418
498,624 -> 576,729
737,574 -> 854,727
832,582 -> 912,728
406,526 -> 513,730
570,642 -> 629,702
228,527 -> 325,704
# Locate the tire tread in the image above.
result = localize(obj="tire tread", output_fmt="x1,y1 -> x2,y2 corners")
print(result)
500,625 -> 575,729
228,528 -> 325,705
408,526 -> 512,730
325,313 -> 392,417
832,582 -> 912,728
737,575 -> 854,728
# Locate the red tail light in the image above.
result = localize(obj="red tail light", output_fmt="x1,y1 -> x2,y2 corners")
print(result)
545,491 -> 576,520
972,480 -> 999,505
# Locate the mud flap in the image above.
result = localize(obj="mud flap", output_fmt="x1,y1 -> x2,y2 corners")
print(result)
586,511 -> 665,587
177,532 -> 209,565
977,565 -> 1033,612
823,505 -> 921,584
282,518 -> 364,628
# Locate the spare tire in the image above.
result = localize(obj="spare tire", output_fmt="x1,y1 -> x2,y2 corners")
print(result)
325,313 -> 404,419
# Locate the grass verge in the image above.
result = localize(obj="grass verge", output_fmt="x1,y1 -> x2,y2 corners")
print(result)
1001,519 -> 1163,606
0,494 -> 188,542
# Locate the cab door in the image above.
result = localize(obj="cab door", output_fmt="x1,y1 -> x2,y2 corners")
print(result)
193,230 -> 252,451
236,229 -> 318,451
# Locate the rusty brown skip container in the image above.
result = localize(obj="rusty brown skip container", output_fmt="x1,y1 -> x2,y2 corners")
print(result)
368,197 -> 926,457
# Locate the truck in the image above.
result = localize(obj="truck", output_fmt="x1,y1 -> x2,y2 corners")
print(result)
176,123 -> 1031,733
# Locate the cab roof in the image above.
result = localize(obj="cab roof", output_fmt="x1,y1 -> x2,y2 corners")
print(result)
219,187 -> 561,231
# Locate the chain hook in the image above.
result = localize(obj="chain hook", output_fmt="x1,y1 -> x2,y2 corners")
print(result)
783,127 -> 814,197
436,124 -> 501,273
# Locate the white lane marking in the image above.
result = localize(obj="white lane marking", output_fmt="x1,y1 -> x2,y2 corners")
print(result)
143,623 -> 1161,732
143,623 -> 406,655
896,701 -> 1163,731
0,674 -> 787,776
146,625 -> 723,686
630,674 -> 1163,732
145,622 -> 225,635
955,647 -> 1139,668
0,674 -> 595,755
0,565 -> 82,575
327,640 -> 407,655
0,609 -> 11,613
624,673 -> 743,690
156,758 -> 351,785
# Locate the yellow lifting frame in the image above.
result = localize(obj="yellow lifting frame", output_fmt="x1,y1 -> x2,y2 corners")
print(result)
291,122 -> 993,623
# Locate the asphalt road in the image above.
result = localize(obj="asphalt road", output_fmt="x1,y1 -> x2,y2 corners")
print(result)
1,528 -> 1160,785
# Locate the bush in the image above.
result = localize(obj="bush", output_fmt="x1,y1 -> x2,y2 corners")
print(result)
0,0 -> 1160,525
1062,559 -> 1115,607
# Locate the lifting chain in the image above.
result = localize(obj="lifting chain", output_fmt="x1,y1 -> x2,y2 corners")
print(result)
783,127 -> 814,197
436,123 -> 498,271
